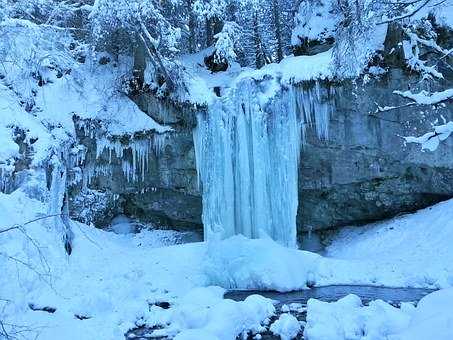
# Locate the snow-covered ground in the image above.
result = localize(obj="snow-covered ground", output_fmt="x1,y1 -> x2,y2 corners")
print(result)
2,188 -> 453,339
305,288 -> 453,340
325,199 -> 453,288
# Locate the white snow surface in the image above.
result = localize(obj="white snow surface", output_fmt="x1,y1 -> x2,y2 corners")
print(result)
391,288 -> 453,340
325,199 -> 453,288
394,89 -> 453,105
2,188 -> 453,339
32,56 -> 170,136
304,289 -> 453,340
179,47 -> 334,106
304,294 -> 414,340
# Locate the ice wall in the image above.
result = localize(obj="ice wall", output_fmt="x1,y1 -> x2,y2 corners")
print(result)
194,81 -> 332,247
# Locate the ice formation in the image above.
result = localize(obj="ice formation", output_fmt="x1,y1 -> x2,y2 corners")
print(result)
194,81 -> 331,247
81,133 -> 167,184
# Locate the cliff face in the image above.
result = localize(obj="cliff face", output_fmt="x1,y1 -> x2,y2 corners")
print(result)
68,116 -> 201,231
298,70 -> 453,230
67,24 -> 453,235
68,67 -> 453,234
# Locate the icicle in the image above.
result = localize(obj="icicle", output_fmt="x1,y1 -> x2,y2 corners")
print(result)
48,154 -> 67,231
194,82 -> 332,248
122,160 -> 135,182
95,136 -> 159,183
153,133 -> 166,156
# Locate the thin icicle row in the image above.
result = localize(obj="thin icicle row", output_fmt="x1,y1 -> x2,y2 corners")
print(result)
94,134 -> 166,183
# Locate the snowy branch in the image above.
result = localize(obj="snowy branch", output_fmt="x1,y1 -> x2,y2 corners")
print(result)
393,88 -> 453,105
404,121 -> 453,151
0,213 -> 66,234
405,30 -> 453,58
377,0 -> 432,25
375,89 -> 452,113
403,33 -> 444,79
375,102 -> 417,113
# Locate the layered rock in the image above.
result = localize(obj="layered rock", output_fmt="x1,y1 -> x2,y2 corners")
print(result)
298,70 -> 453,230
67,25 -> 453,236
68,116 -> 201,231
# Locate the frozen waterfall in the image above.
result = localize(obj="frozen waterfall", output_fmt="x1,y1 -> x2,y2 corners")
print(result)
194,81 -> 331,247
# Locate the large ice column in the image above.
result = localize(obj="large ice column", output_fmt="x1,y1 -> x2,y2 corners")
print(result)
194,81 -> 331,247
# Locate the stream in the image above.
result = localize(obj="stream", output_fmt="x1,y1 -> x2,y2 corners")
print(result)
224,284 -> 436,306
226,285 -> 436,339
126,286 -> 436,339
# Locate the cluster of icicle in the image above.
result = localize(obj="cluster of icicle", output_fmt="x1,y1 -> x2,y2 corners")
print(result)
194,81 -> 332,248
78,134 -> 166,185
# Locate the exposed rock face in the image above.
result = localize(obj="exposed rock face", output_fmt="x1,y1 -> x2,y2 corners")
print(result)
70,67 -> 453,235
69,23 -> 453,235
68,117 -> 201,231
298,70 -> 453,230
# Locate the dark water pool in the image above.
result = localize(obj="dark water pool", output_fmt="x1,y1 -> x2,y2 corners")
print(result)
224,285 -> 436,306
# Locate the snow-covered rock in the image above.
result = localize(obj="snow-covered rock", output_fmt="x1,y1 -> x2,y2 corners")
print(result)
270,313 -> 301,340
304,289 -> 453,340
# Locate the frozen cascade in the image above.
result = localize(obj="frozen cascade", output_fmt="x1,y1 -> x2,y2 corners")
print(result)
48,152 -> 74,252
194,81 -> 331,247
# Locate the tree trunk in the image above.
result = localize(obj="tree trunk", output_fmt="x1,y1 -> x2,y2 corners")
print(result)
272,0 -> 284,61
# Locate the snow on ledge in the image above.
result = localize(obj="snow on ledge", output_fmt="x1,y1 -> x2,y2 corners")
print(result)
235,50 -> 333,86
183,49 -> 334,106
394,89 -> 453,106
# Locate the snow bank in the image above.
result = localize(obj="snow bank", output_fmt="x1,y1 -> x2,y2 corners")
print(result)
304,289 -> 453,340
0,189 -> 206,339
325,199 -> 453,288
391,288 -> 453,340
169,288 -> 275,340
3,185 -> 453,338
304,294 -> 413,340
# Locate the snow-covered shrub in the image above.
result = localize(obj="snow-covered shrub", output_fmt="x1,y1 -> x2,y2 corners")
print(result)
192,0 -> 227,20
0,19 -> 75,109
213,21 -> 241,66
330,0 -> 383,78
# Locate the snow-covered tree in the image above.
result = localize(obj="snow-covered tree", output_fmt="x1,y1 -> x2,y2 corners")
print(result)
89,0 -> 184,91
0,1 -> 79,111
213,21 -> 241,65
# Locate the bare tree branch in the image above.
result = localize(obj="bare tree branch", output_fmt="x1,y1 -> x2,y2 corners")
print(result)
0,214 -> 66,234
377,0 -> 432,25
